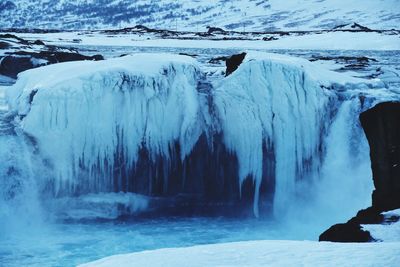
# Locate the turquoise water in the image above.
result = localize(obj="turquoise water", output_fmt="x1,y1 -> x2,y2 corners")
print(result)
0,217 -> 313,267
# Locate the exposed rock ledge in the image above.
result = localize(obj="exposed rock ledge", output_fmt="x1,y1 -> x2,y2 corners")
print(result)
320,102 -> 400,242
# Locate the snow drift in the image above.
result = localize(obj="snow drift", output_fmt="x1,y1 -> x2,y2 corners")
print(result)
79,239 -> 400,267
8,52 -> 383,218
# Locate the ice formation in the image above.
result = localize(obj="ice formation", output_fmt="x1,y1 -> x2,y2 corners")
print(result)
9,54 -> 205,195
7,52 -> 383,217
214,52 -> 381,216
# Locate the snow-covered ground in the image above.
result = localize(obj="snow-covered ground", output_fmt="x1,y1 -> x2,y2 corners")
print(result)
12,31 -> 400,51
81,207 -> 400,267
80,240 -> 400,267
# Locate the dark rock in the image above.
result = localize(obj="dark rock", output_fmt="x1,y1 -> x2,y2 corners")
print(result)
320,102 -> 400,242
360,102 -> 400,211
0,34 -> 29,44
319,207 -> 381,242
0,51 -> 104,78
178,52 -> 198,58
103,25 -> 177,36
0,56 -> 34,78
0,41 -> 10,49
225,52 -> 246,76
262,36 -> 278,41
319,222 -> 373,242
332,23 -> 374,32
0,28 -> 61,34
349,207 -> 384,224
207,26 -> 227,34
33,40 -> 45,45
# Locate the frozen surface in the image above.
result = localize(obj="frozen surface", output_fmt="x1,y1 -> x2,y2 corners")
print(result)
80,240 -> 400,267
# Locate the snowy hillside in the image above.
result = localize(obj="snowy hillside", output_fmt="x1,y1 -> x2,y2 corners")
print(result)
0,0 -> 399,31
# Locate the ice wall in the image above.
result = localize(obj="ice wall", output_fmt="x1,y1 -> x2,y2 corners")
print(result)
9,54 -> 206,196
213,52 -> 382,216
7,52 -> 383,218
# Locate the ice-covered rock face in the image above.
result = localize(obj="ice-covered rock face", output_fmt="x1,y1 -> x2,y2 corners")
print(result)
9,54 -> 205,196
215,55 -> 329,216
8,52 -> 381,218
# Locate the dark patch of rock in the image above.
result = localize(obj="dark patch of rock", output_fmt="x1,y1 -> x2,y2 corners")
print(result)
0,41 -> 11,49
320,102 -> 400,242
319,222 -> 373,242
263,36 -> 278,41
360,101 -> 400,211
350,207 -> 385,224
0,34 -> 29,44
225,52 -> 246,76
207,26 -> 227,35
33,40 -> 45,45
332,23 -> 374,32
178,52 -> 198,58
1,51 -> 104,78
0,56 -> 34,78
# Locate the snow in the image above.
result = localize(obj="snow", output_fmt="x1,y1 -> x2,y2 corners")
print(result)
1,0 -> 399,31
79,240 -> 400,267
362,209 -> 400,242
13,31 -> 400,51
8,53 -> 204,195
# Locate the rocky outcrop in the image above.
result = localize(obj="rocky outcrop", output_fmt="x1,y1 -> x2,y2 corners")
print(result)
360,102 -> 400,211
319,222 -> 373,242
320,101 -> 400,242
0,34 -> 104,78
225,52 -> 246,76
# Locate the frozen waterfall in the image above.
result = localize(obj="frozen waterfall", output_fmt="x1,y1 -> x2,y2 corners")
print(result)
5,52 -> 383,219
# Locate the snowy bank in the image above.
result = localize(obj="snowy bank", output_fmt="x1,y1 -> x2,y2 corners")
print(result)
79,240 -> 400,267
